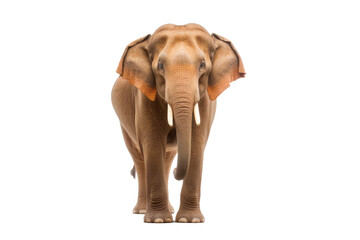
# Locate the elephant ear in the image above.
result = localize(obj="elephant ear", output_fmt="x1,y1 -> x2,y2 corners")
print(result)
116,34 -> 156,101
207,33 -> 246,100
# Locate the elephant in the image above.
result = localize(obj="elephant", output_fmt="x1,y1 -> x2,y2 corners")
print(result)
111,23 -> 245,223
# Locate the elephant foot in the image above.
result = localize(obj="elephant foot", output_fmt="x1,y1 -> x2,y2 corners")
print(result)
133,202 -> 174,214
144,209 -> 173,223
176,209 -> 205,223
132,200 -> 146,214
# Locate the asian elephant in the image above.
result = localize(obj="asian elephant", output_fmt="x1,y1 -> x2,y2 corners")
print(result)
111,24 -> 245,223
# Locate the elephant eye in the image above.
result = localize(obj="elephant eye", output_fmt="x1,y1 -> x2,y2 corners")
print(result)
199,60 -> 206,70
158,61 -> 164,72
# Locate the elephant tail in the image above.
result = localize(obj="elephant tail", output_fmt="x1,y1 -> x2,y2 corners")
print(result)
130,165 -> 136,179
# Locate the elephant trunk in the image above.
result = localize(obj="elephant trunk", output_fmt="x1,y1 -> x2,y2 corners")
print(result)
172,98 -> 193,180
166,86 -> 195,180
165,63 -> 199,180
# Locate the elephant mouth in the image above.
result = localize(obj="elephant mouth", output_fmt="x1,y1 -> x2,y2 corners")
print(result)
167,103 -> 200,127
166,128 -> 177,147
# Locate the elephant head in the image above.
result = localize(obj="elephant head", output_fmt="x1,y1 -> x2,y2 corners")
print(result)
117,24 -> 245,180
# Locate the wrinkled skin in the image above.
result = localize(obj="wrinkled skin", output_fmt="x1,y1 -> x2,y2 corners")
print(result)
111,24 -> 245,223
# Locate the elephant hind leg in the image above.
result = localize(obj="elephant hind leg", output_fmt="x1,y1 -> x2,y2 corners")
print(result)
121,126 -> 146,214
164,150 -> 177,213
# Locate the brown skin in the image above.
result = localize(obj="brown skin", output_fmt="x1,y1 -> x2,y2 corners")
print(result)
111,24 -> 245,223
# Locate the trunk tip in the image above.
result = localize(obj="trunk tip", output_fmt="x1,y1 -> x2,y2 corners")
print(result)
173,168 -> 186,181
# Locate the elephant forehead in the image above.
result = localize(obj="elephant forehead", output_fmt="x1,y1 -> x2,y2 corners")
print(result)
157,31 -> 210,45
162,44 -> 198,61
150,29 -> 212,53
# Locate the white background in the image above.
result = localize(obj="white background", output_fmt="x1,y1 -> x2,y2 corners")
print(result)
1,0 -> 359,239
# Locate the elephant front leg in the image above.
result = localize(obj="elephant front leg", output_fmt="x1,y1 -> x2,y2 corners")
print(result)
143,143 -> 173,223
176,144 -> 205,223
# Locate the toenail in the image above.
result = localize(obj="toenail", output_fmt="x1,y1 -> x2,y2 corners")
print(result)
191,218 -> 200,223
178,217 -> 187,223
154,218 -> 164,223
